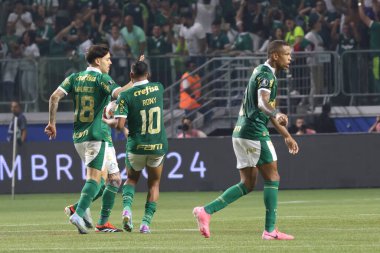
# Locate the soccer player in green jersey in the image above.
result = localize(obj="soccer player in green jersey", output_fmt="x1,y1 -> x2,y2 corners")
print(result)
103,60 -> 168,234
45,45 -> 131,234
193,40 -> 299,240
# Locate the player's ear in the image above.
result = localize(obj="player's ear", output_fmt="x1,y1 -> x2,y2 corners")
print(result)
94,57 -> 100,66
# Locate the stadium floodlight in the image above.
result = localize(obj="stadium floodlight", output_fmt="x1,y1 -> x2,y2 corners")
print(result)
11,116 -> 18,200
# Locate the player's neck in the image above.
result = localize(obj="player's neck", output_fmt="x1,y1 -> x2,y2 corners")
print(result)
267,59 -> 278,74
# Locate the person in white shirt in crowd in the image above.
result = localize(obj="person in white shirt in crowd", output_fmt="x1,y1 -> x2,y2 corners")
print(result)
7,1 -> 33,38
20,30 -> 40,112
179,11 -> 207,68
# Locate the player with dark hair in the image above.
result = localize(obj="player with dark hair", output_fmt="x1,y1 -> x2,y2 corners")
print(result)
103,59 -> 167,234
45,44 -> 132,234
193,40 -> 299,240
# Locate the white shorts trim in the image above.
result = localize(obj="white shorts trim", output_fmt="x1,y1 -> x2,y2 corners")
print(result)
74,141 -> 102,167
74,141 -> 119,173
232,138 -> 261,169
104,144 -> 120,174
127,153 -> 165,171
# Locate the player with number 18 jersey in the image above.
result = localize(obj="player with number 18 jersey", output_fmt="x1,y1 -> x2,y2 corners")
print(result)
59,68 -> 120,144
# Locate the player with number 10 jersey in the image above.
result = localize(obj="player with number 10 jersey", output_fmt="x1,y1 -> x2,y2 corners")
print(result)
114,81 -> 168,156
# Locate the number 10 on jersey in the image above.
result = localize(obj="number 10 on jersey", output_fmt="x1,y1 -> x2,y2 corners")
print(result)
140,106 -> 161,134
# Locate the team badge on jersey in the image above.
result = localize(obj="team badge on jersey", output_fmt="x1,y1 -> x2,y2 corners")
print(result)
259,78 -> 270,88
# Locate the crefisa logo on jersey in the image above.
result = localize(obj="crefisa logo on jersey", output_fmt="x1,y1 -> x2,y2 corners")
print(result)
133,86 -> 159,96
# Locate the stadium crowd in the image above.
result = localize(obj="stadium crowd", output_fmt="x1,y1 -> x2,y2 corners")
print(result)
0,0 -> 379,70
0,0 -> 379,114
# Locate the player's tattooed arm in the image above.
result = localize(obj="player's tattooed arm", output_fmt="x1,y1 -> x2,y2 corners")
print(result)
48,88 -> 65,125
257,89 -> 288,126
45,88 -> 65,140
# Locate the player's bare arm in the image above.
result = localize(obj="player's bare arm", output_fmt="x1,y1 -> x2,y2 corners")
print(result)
270,117 -> 299,155
45,88 -> 65,140
258,89 -> 288,126
113,81 -> 133,98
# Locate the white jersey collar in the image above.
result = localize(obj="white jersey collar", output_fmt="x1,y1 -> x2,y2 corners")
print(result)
133,80 -> 149,86
264,60 -> 276,76
86,66 -> 102,74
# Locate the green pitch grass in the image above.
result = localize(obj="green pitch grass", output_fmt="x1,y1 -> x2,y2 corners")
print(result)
0,189 -> 379,253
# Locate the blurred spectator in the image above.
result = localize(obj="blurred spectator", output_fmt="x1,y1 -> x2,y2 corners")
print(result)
120,15 -> 146,59
284,16 -> 304,47
1,42 -> 22,101
194,0 -> 221,38
179,12 -> 207,67
179,59 -> 202,119
2,24 -> 19,49
358,0 -> 380,93
368,115 -> 380,132
259,27 -> 284,53
207,19 -> 230,55
20,30 -> 40,111
33,4 -> 54,27
123,0 -> 149,33
7,100 -> 27,145
305,13 -> 325,112
332,20 -> 360,95
150,0 -> 175,29
7,1 -> 34,37
34,15 -> 54,56
49,21 -> 72,56
289,117 -> 316,135
314,103 -> 337,133
147,25 -> 173,86
99,14 -> 129,83
32,0 -> 59,16
177,116 -> 207,138
229,23 -> 253,56
236,0 -> 266,51
76,27 -> 93,57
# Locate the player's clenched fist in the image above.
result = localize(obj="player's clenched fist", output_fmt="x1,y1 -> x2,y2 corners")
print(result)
275,113 -> 288,127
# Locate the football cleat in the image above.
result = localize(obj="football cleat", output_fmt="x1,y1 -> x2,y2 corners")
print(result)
193,206 -> 211,238
122,210 -> 133,232
69,213 -> 88,234
95,222 -> 123,232
262,228 -> 294,240
139,224 -> 151,234
64,205 -> 94,229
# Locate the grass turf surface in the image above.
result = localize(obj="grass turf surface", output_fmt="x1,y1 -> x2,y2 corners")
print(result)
0,189 -> 379,253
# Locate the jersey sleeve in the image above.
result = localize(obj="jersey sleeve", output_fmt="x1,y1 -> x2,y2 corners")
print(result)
58,73 -> 75,95
114,93 -> 128,118
99,74 -> 121,98
257,73 -> 274,93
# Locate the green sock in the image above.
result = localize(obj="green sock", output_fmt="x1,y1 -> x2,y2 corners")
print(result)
76,179 -> 99,217
93,178 -> 106,202
122,184 -> 135,212
141,201 -> 157,226
264,180 -> 279,232
204,182 -> 248,214
98,184 -> 119,225
73,178 -> 105,210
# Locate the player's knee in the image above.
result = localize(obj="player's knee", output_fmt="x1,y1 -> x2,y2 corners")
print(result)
241,180 -> 255,192
108,177 -> 122,187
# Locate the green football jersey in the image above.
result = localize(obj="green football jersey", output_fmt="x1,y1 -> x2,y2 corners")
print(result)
114,80 -> 168,155
232,63 -> 278,141
58,67 -> 120,143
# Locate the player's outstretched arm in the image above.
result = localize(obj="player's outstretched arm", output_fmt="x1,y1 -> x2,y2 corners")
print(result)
270,117 -> 299,155
45,88 -> 65,140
